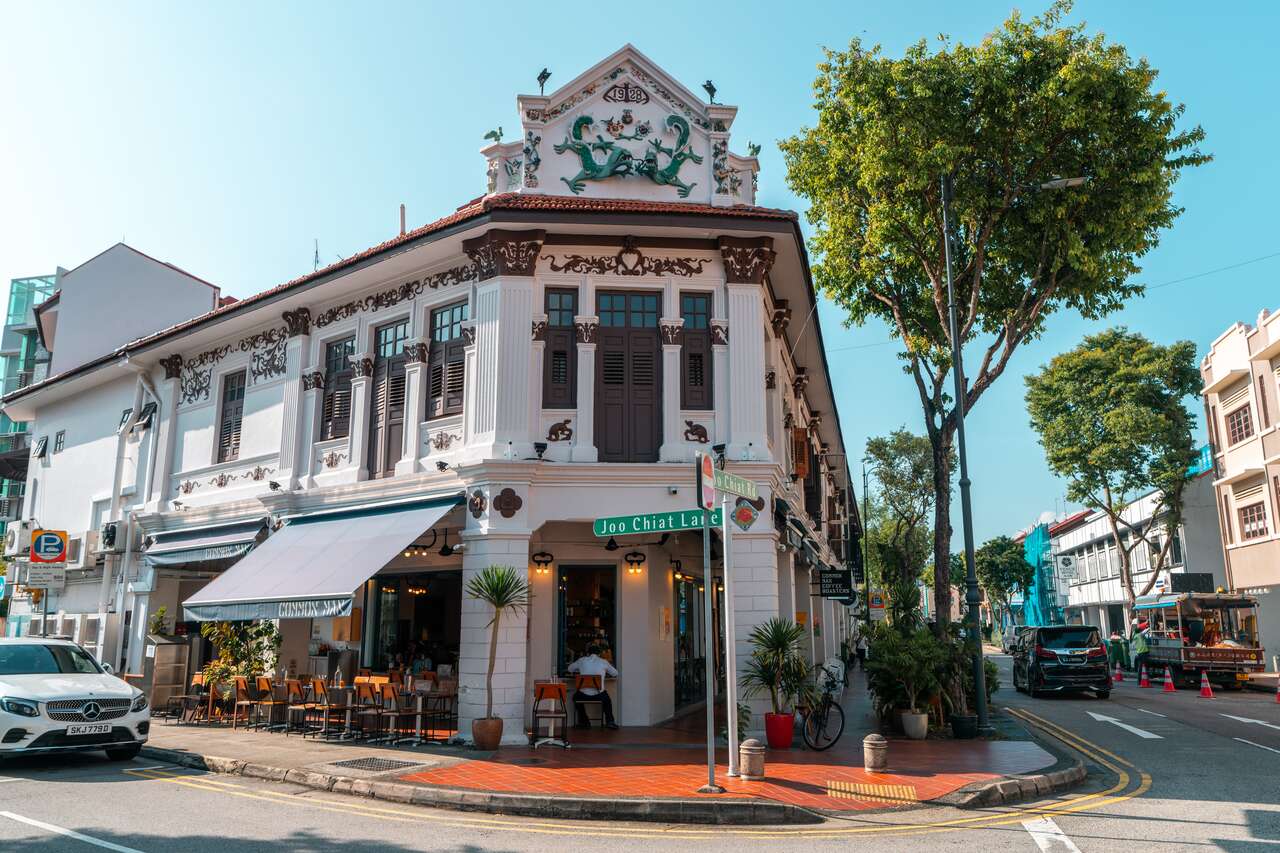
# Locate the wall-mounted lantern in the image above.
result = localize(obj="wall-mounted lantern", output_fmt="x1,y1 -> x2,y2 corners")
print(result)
531,551 -> 554,576
624,550 -> 646,575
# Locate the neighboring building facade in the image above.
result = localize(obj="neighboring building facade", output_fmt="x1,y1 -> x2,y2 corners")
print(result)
1053,472 -> 1226,636
1,47 -> 859,740
1201,309 -> 1280,670
0,274 -> 56,537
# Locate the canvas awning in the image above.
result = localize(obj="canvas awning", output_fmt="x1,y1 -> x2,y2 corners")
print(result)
182,494 -> 461,622
144,519 -> 269,568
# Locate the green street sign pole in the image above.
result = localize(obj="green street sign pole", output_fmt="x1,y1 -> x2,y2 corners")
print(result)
722,489 -> 739,778
696,453 -> 725,794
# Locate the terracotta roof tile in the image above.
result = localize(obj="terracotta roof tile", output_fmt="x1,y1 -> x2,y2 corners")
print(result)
5,193 -> 798,402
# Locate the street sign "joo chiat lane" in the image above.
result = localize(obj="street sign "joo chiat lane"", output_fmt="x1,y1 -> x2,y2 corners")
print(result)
592,508 -> 723,537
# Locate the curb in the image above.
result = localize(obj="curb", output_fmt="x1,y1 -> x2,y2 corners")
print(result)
139,745 -> 824,825
940,710 -> 1087,809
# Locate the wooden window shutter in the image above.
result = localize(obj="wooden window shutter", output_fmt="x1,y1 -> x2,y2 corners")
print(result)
792,428 -> 809,479
217,371 -> 246,463
444,340 -> 466,414
543,328 -> 576,408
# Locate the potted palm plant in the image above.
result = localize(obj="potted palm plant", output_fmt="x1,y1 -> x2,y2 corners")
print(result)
741,617 -> 809,749
464,564 -> 529,750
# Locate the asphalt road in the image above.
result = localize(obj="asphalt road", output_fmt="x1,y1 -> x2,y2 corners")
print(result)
0,656 -> 1276,852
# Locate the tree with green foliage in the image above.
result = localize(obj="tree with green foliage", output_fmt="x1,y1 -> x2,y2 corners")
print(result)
1025,328 -> 1199,611
782,0 -> 1208,626
865,428 -> 944,629
974,535 -> 1035,630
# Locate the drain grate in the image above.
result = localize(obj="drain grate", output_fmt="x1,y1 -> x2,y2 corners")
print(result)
330,757 -> 422,773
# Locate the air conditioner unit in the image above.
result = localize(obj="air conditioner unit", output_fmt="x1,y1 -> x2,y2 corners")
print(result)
97,522 -> 121,554
3,520 -> 34,558
71,531 -> 98,567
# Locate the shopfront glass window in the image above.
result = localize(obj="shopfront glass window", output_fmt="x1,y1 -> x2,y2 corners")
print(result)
674,575 -> 705,709
557,566 -> 616,675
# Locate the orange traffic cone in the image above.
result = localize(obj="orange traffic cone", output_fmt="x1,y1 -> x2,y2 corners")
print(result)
1138,664 -> 1151,688
1113,661 -> 1125,682
1162,666 -> 1177,693
1198,670 -> 1214,699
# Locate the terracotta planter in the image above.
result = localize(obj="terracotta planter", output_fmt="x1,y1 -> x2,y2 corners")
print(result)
901,711 -> 928,740
471,717 -> 504,750
763,712 -> 795,749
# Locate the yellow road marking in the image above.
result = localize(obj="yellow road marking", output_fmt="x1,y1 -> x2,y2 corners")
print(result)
826,781 -> 917,803
124,713 -> 1151,840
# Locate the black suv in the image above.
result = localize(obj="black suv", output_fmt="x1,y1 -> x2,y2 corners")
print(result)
1012,625 -> 1111,699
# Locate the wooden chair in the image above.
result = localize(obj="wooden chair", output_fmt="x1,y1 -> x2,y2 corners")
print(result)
352,682 -> 384,741
381,682 -> 419,744
531,681 -> 570,749
255,676 -> 288,730
573,674 -> 604,728
231,677 -> 257,730
176,672 -> 206,724
283,679 -> 314,735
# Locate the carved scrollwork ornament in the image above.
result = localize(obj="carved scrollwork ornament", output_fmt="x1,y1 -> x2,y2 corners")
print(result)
531,319 -> 548,342
542,236 -> 709,278
574,320 -> 598,344
660,322 -> 684,346
302,371 -> 326,391
160,354 -> 184,380
404,340 -> 430,364
282,307 -> 312,337
468,490 -> 488,519
350,356 -> 375,378
710,322 -> 729,346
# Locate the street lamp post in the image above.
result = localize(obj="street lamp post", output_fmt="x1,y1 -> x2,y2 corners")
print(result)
940,172 -> 1087,737
940,173 -> 990,735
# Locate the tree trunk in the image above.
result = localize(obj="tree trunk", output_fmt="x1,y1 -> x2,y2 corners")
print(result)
931,433 -> 955,631
485,608 -> 501,720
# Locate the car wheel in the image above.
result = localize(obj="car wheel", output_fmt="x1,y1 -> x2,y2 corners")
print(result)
105,745 -> 141,761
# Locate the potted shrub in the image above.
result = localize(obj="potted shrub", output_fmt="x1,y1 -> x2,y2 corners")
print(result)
464,565 -> 529,750
741,617 -> 809,749
898,630 -> 943,739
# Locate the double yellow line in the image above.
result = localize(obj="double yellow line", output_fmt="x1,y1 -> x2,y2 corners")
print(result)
125,714 -> 1150,840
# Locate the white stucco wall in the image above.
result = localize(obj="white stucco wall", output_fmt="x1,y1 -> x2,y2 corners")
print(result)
48,244 -> 218,376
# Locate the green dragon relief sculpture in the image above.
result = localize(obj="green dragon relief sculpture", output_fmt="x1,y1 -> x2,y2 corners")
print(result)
555,114 -> 702,197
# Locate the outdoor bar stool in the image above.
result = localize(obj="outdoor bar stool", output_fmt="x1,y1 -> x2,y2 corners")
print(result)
283,679 -> 314,735
572,675 -> 604,729
531,681 -> 570,749
175,673 -> 206,724
231,677 -> 260,730
307,678 -> 345,740
382,683 -> 420,745
352,682 -> 385,742
255,676 -> 289,731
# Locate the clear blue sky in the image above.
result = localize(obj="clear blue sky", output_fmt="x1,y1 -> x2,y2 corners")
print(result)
2,2 -> 1274,542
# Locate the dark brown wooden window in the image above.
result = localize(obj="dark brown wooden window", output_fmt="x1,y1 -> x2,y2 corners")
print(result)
681,292 -> 712,410
427,301 -> 468,419
320,336 -> 355,440
368,320 -> 408,478
543,289 -> 577,409
1239,501 -> 1268,540
216,370 -> 246,463
1261,381 -> 1271,428
1226,404 -> 1254,445
791,427 -> 809,480
595,291 -> 661,462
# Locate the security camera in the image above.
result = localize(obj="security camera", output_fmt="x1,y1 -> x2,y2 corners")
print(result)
436,461 -> 450,472
668,486 -> 679,495
268,481 -> 282,492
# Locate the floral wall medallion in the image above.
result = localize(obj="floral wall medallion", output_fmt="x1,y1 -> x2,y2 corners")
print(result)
493,488 -> 523,519
468,490 -> 487,519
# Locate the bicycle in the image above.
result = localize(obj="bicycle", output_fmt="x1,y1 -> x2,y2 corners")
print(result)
800,663 -> 846,750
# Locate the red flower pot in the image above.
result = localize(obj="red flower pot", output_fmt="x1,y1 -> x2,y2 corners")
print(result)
764,712 -> 795,749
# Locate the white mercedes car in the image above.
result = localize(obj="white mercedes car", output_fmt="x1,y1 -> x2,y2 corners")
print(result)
0,637 -> 149,761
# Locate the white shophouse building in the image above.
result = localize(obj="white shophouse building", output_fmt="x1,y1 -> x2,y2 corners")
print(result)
1052,473 -> 1226,635
2,46 -> 860,740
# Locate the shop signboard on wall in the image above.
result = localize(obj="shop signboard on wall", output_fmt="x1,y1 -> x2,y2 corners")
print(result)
25,564 -> 66,590
592,508 -> 722,537
818,567 -> 854,599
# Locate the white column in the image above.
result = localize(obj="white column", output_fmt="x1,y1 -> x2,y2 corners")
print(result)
726,283 -> 769,461
343,352 -> 373,482
470,276 -> 535,459
571,316 -> 598,462
144,369 -> 180,512
276,334 -> 309,489
659,318 -> 684,462
458,530 -> 531,744
712,325 -> 729,449
396,338 -> 429,476
777,548 -> 795,620
730,527 -> 780,732
298,366 -> 323,488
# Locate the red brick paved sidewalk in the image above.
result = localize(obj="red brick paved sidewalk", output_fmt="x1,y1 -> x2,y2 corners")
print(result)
403,679 -> 1054,813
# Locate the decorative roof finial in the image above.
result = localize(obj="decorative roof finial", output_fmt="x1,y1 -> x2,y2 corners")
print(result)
702,80 -> 717,104
483,126 -> 503,143
537,67 -> 551,95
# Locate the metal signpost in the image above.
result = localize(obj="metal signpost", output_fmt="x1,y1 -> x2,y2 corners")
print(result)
30,529 -> 68,637
710,463 -> 755,779
695,453 -> 723,793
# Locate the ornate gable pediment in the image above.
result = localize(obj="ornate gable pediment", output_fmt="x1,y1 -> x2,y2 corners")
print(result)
482,45 -> 759,207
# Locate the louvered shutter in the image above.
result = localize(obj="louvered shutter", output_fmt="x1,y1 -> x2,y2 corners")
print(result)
444,339 -> 466,414
217,371 -> 246,463
792,427 -> 810,480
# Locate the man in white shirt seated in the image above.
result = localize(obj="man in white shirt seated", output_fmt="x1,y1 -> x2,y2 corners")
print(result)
567,644 -> 619,729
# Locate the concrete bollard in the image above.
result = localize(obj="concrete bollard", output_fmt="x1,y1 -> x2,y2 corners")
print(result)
739,738 -> 766,781
863,733 -> 888,772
